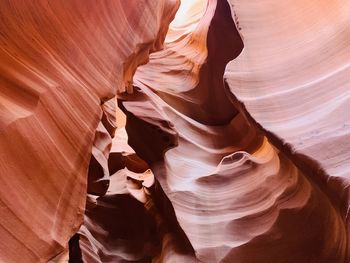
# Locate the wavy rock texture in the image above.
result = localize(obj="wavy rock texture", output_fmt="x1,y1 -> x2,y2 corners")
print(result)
77,129 -> 195,262
1,0 -> 350,262
0,1 -> 178,262
123,0 -> 349,262
224,0 -> 350,256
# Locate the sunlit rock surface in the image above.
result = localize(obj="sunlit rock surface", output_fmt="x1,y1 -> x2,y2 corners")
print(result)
1,0 -> 349,262
126,0 -> 349,262
225,0 -> 350,259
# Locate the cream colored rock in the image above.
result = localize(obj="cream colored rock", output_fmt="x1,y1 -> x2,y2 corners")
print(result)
225,0 -> 350,191
225,0 -> 350,252
125,0 -> 348,261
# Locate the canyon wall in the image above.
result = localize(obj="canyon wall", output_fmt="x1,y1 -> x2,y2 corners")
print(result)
1,0 -> 349,262
0,1 -> 178,262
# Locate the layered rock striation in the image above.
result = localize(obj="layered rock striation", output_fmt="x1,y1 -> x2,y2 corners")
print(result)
1,0 -> 349,262
0,1 -> 178,262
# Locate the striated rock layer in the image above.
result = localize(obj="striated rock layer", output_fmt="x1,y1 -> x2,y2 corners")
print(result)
78,129 -> 195,262
1,0 -> 350,262
0,1 -> 178,262
224,0 -> 350,258
123,0 -> 349,262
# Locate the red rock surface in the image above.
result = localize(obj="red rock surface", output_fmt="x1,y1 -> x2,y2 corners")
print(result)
0,1 -> 177,262
1,0 -> 349,262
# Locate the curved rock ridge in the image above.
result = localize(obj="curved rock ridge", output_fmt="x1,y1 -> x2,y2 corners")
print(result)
0,1 -> 178,262
224,0 -> 350,218
165,0 -> 207,43
2,0 -> 349,262
122,87 -> 347,262
122,0 -> 348,261
78,129 -> 195,262
133,0 -> 243,126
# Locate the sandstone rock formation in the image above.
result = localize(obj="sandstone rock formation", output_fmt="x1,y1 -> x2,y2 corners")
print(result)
1,0 -> 349,262
0,1 -> 178,262
225,0 -> 350,234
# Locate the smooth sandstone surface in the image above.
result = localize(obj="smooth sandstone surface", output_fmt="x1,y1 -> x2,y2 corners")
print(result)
126,0 -> 349,262
225,0 -> 350,196
1,0 -> 350,262
0,1 -> 177,262
225,0 -> 350,254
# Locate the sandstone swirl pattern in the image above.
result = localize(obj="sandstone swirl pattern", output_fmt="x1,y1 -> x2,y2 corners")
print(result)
225,0 -> 350,258
0,1 -> 177,262
126,0 -> 348,262
0,0 -> 349,262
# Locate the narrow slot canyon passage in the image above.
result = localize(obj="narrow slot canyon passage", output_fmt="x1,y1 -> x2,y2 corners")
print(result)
1,0 -> 350,263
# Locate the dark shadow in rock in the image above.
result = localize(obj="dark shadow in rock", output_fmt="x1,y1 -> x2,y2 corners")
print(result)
68,234 -> 83,263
